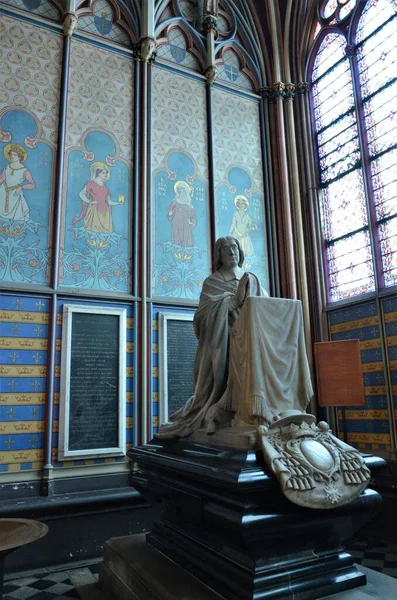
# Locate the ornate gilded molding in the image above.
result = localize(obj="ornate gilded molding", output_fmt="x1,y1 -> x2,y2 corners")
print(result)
62,12 -> 78,37
260,82 -> 296,102
284,83 -> 296,100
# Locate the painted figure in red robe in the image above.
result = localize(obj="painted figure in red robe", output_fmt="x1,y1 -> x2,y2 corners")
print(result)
73,162 -> 124,233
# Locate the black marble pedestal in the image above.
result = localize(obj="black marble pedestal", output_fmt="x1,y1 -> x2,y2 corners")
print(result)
128,440 -> 385,600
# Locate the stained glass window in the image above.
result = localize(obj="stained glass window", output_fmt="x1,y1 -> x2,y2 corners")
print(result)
356,0 -> 397,287
310,0 -> 397,302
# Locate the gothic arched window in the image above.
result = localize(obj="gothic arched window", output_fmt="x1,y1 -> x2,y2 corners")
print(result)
309,0 -> 397,303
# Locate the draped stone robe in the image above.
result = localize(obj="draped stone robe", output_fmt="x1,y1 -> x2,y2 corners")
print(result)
227,296 -> 313,424
157,271 -> 313,439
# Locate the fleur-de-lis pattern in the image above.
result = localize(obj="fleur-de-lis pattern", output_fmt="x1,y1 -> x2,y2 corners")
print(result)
1,294 -> 136,472
0,294 -> 49,472
329,298 -> 397,453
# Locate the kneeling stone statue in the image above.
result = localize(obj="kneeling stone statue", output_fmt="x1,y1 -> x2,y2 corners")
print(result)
157,236 -> 371,509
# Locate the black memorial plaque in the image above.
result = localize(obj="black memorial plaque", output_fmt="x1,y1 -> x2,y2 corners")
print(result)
69,312 -> 119,451
166,319 -> 198,417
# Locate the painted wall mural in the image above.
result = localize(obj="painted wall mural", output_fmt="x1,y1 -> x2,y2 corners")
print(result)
0,0 -> 61,22
216,48 -> 254,91
157,26 -> 202,72
77,0 -> 132,48
212,87 -> 269,290
0,15 -> 62,285
60,40 -> 133,292
152,67 -> 210,299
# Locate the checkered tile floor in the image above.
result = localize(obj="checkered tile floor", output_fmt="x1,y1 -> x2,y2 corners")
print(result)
3,563 -> 101,600
3,542 -> 396,599
347,539 -> 397,579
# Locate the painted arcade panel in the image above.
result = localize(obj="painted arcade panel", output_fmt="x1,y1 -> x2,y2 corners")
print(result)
329,301 -> 392,453
77,0 -> 134,48
152,67 -> 210,300
0,0 -> 61,22
156,25 -> 204,73
60,39 -> 133,293
155,0 -> 205,73
212,87 -> 269,291
0,15 -> 62,285
215,47 -> 255,92
0,293 -> 50,473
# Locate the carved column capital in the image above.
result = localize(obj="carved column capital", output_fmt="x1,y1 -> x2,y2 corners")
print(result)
260,82 -> 296,102
284,83 -> 296,100
296,82 -> 310,95
138,37 -> 157,64
62,12 -> 78,37
345,44 -> 355,58
259,86 -> 273,101
202,14 -> 218,34
204,65 -> 217,85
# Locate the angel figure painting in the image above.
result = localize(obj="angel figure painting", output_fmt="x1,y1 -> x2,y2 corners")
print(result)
0,143 -> 35,222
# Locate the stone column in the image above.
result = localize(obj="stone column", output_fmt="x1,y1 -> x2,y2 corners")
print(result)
137,3 -> 156,443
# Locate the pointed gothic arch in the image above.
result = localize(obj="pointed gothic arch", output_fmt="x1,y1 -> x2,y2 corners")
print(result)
75,0 -> 137,47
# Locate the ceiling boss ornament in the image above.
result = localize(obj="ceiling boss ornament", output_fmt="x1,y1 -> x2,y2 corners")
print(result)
258,410 -> 371,509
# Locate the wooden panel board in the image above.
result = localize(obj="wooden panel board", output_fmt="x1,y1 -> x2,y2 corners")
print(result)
314,340 -> 365,407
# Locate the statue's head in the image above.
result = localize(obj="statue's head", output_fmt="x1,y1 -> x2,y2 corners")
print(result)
213,236 -> 244,271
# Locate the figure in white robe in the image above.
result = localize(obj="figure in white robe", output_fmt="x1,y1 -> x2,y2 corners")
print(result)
0,144 -> 35,221
229,195 -> 257,257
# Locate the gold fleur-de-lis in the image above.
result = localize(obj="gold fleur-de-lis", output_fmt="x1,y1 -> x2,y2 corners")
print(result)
31,380 -> 41,391
29,435 -> 39,448
8,379 -> 18,392
6,408 -> 16,420
5,436 -> 14,449
33,352 -> 42,364
9,351 -> 19,364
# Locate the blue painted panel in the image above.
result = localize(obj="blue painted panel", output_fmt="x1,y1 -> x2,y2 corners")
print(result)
61,131 -> 131,292
217,166 -> 268,288
153,152 -> 210,299
0,111 -> 53,284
